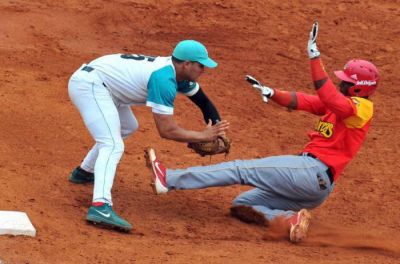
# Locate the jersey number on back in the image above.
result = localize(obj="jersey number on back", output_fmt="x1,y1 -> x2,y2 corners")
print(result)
121,54 -> 156,62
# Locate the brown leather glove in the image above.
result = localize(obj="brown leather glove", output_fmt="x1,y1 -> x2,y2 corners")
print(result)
187,136 -> 231,157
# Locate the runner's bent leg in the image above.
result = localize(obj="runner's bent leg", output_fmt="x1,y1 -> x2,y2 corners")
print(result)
231,188 -> 318,220
167,155 -> 333,218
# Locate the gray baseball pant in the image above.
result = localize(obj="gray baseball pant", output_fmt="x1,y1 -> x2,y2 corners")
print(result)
166,155 -> 334,220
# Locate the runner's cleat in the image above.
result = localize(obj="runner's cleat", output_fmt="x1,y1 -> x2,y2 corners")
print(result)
289,209 -> 311,243
144,148 -> 169,194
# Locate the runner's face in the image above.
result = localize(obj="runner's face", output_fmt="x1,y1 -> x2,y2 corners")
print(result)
339,81 -> 354,96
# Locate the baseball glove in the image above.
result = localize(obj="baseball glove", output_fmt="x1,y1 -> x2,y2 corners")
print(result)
187,136 -> 231,157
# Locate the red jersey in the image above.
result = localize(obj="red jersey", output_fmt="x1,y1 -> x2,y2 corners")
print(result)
296,59 -> 374,181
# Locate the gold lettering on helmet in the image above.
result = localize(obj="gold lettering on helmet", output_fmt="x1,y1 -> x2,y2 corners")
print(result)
315,120 -> 334,138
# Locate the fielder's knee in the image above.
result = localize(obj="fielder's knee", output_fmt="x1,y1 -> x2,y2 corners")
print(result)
98,140 -> 125,159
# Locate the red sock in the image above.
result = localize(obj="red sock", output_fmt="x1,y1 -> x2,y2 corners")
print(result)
92,202 -> 105,207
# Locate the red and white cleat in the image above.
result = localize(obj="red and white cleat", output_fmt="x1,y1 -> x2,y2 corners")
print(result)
289,209 -> 312,243
144,148 -> 168,194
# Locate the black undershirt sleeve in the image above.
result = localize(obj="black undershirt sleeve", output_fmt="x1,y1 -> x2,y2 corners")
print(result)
188,87 -> 221,125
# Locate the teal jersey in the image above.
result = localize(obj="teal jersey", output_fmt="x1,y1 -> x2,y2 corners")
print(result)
146,65 -> 199,114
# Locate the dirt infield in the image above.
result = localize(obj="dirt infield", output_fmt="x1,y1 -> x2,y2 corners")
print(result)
1,0 -> 400,263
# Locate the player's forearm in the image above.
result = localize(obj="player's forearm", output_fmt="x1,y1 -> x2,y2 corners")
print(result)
200,102 -> 220,124
158,125 -> 206,142
188,88 -> 221,124
310,57 -> 329,90
153,112 -> 210,142
270,89 -> 298,110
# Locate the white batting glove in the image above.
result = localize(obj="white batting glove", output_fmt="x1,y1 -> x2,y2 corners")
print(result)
307,22 -> 320,59
252,84 -> 274,103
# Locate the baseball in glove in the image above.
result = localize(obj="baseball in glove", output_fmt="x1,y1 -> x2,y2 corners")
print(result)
187,136 -> 231,157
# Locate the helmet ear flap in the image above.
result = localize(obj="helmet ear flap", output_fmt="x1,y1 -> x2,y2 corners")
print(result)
348,86 -> 357,96
348,85 -> 374,97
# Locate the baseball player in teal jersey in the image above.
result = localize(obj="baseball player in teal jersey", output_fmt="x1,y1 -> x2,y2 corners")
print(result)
145,23 -> 379,243
68,40 -> 229,232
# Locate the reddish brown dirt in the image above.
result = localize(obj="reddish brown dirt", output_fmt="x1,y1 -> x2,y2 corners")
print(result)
1,0 -> 400,263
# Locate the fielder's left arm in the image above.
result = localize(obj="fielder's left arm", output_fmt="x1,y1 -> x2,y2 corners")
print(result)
188,87 -> 221,125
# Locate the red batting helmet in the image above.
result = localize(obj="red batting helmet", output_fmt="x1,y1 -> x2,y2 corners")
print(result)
334,59 -> 379,97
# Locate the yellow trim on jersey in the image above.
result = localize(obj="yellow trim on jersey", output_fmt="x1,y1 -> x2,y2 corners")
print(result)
344,97 -> 373,128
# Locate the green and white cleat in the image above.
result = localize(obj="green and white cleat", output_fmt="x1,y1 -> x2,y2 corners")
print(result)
86,204 -> 132,232
69,167 -> 94,184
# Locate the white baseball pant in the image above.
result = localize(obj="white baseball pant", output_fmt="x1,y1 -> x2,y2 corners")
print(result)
68,65 -> 138,204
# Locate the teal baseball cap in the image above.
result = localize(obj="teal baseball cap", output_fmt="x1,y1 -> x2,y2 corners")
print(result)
172,40 -> 217,68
